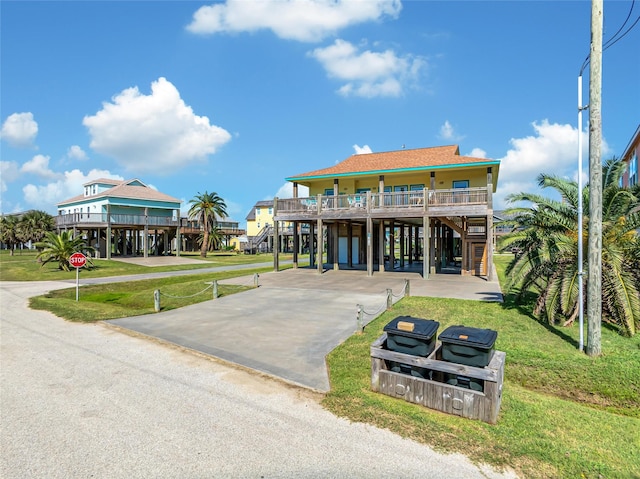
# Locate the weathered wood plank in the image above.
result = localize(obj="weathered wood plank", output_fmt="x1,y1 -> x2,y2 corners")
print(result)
370,347 -> 498,381
372,335 -> 504,424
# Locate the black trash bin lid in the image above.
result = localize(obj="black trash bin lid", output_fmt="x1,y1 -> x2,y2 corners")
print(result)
383,316 -> 440,340
438,325 -> 498,349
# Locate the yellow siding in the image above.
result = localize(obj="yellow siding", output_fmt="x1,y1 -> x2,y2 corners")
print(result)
247,205 -> 294,236
306,166 -> 490,196
247,205 -> 274,236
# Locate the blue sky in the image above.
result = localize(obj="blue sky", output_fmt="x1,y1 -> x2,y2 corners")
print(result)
1,0 -> 638,227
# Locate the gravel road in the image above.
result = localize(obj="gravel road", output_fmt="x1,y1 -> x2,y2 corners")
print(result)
1,281 -> 517,478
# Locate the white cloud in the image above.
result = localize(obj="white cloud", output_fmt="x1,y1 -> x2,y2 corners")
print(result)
83,77 -> 231,175
439,120 -> 464,142
1,112 -> 38,148
67,145 -> 88,161
275,182 -> 309,198
493,120 -> 601,209
20,154 -> 60,180
186,0 -> 401,42
22,169 -> 123,212
222,199 -> 244,220
0,161 -> 20,193
309,39 -> 425,98
353,144 -> 373,154
468,148 -> 487,158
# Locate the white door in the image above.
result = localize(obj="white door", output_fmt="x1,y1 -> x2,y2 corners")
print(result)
338,237 -> 359,264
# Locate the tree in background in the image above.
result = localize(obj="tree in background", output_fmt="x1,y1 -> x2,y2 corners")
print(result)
35,231 -> 95,271
499,158 -> 640,338
19,210 -> 55,246
188,191 -> 228,258
0,215 -> 20,256
197,225 -> 223,253
0,210 -> 55,255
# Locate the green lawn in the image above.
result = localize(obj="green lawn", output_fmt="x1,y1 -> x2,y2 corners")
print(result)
0,249 -> 293,282
323,255 -> 640,479
28,268 -> 272,322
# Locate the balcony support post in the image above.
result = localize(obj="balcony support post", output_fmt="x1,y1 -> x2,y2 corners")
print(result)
423,214 -> 430,279
309,221 -> 315,268
332,222 -> 339,271
378,220 -> 385,272
487,167 -> 494,281
366,217 -> 373,277
399,223 -> 405,268
316,218 -> 323,274
143,207 -> 149,258
292,221 -> 299,269
347,220 -> 353,269
273,219 -> 280,273
106,205 -> 112,260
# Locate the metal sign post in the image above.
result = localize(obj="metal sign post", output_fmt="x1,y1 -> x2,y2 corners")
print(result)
69,252 -> 87,302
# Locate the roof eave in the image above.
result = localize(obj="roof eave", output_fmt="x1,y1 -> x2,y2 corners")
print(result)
286,160 -> 501,182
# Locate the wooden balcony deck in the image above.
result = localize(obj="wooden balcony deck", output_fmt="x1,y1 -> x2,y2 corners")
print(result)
56,213 -> 178,229
274,187 -> 490,222
56,214 -> 245,237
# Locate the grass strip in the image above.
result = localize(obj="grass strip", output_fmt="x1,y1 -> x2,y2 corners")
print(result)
29,268 -> 271,322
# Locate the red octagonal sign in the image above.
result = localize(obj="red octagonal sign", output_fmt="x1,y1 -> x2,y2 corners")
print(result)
69,252 -> 87,268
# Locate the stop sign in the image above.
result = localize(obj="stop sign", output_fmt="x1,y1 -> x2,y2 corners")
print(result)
69,252 -> 87,268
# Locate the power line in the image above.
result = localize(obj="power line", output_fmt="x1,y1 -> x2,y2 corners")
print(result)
580,0 -> 638,75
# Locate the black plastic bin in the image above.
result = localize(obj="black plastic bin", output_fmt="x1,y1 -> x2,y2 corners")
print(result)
383,316 -> 440,379
438,325 -> 497,368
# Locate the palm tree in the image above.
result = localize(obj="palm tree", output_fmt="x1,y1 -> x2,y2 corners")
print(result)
19,210 -> 55,246
0,215 -> 20,255
197,225 -> 223,253
35,231 -> 95,271
188,191 -> 228,258
499,157 -> 640,337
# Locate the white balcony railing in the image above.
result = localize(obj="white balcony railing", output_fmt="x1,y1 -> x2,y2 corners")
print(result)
56,213 -> 179,228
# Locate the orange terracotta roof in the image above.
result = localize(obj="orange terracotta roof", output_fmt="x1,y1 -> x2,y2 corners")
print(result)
286,145 -> 499,180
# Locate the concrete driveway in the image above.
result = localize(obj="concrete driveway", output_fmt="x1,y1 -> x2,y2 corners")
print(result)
107,267 -> 503,391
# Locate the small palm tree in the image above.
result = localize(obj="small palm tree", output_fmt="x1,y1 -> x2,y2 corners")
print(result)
197,225 -> 223,253
499,157 -> 640,337
35,231 -> 95,271
188,191 -> 228,258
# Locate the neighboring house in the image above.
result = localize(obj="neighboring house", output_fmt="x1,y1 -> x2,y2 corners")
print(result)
57,178 -> 181,258
621,124 -> 639,188
180,218 -> 245,251
245,200 -> 301,253
273,145 -> 500,279
56,178 -> 245,259
57,178 -> 244,258
229,234 -> 248,252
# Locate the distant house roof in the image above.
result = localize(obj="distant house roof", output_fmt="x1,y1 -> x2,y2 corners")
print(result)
245,200 -> 274,221
58,178 -> 181,207
84,177 -> 122,187
286,145 -> 499,182
622,124 -> 640,161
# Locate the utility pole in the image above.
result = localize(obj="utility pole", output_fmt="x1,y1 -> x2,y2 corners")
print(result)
587,0 -> 603,357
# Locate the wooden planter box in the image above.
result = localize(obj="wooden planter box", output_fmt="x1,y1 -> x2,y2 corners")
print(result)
371,333 -> 505,424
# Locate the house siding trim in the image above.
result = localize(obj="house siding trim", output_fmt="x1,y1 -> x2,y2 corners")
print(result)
286,160 -> 500,182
